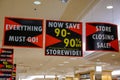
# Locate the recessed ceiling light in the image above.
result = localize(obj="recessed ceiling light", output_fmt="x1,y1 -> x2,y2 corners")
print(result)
58,64 -> 64,66
34,0 -> 41,5
51,67 -> 56,70
112,54 -> 116,57
40,64 -> 43,66
60,0 -> 68,3
78,65 -> 83,66
70,58 -> 77,60
97,59 -> 100,61
63,61 -> 69,63
96,62 -> 102,65
115,62 -> 118,64
106,5 -> 113,9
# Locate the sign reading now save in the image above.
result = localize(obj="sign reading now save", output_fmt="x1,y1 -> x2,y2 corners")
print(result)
45,20 -> 83,57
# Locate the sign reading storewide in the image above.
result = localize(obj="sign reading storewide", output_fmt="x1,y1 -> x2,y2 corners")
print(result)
86,22 -> 119,52
45,20 -> 83,57
3,17 -> 43,48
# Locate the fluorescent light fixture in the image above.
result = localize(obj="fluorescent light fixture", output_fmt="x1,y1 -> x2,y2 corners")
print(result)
26,75 -> 44,80
21,75 -> 60,80
112,70 -> 120,75
33,0 -> 41,5
95,66 -> 102,72
106,5 -> 113,9
46,75 -> 56,78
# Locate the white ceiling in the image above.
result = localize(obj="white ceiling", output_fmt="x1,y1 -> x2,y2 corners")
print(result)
0,0 -> 120,79
82,0 -> 120,39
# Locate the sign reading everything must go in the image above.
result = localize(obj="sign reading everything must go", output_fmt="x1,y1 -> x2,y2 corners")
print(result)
3,17 -> 43,48
45,20 -> 83,57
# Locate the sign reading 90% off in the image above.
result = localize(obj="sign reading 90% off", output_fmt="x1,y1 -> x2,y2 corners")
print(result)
45,20 -> 83,57
54,28 -> 81,48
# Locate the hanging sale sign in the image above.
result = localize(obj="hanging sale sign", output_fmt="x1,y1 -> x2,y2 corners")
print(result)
0,48 -> 13,59
86,22 -> 119,52
45,20 -> 83,57
0,72 -> 12,80
3,17 -> 43,48
0,48 -> 13,80
0,59 -> 13,72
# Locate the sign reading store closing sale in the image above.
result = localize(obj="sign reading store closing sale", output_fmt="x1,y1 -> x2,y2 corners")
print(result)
3,17 -> 43,48
45,20 -> 82,57
86,22 -> 119,52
